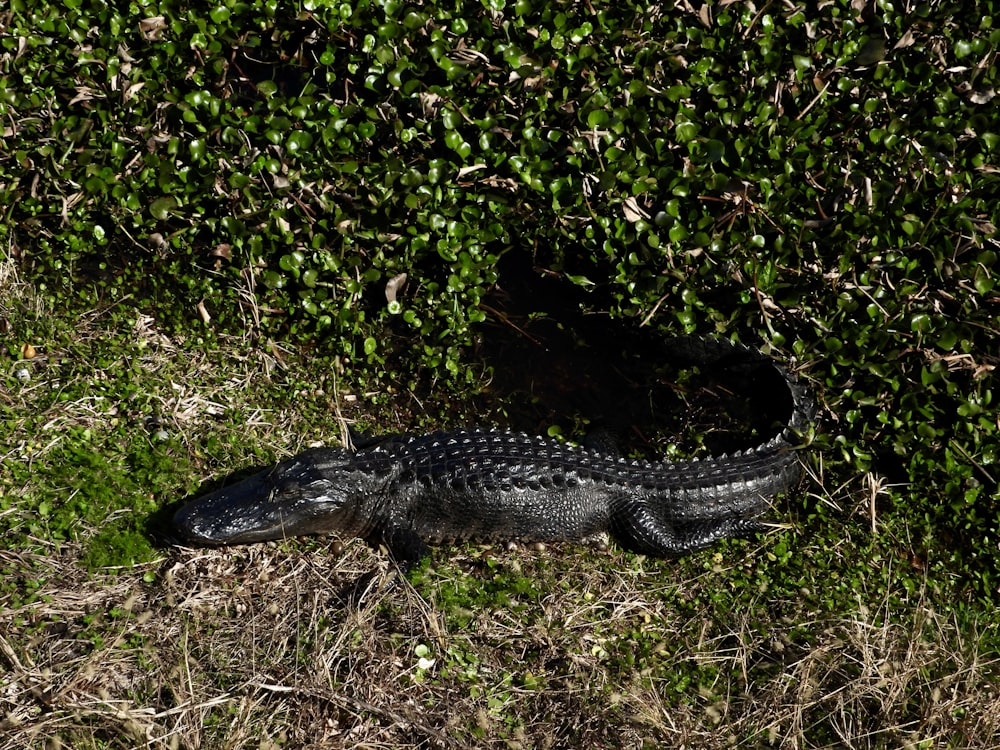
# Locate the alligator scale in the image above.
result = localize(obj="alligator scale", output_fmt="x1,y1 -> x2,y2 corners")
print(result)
174,338 -> 812,566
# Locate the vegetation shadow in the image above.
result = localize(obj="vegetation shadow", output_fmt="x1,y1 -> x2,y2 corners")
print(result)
470,253 -> 797,458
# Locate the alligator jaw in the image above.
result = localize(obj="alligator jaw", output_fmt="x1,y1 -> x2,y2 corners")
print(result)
173,468 -> 286,546
173,447 -> 362,546
173,459 -> 355,546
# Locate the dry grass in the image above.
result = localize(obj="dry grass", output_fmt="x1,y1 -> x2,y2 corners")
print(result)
2,537 -> 998,749
2,263 -> 999,749
728,587 -> 1000,748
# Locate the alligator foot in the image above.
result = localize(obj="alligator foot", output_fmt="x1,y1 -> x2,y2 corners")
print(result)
371,524 -> 432,573
612,499 -> 767,556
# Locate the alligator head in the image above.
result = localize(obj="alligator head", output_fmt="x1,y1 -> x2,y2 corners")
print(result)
173,448 -> 363,546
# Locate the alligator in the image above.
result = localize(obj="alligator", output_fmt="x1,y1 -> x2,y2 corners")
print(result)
173,337 -> 813,568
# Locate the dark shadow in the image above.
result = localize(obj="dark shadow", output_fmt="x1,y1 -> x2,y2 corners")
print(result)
467,252 -> 796,458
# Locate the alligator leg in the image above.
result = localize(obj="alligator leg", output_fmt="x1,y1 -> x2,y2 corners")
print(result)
370,523 -> 432,573
610,499 -> 766,557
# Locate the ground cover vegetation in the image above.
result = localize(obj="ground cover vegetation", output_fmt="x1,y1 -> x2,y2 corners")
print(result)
1,0 -> 998,746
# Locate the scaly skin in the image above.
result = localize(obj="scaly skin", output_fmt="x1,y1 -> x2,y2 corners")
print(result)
173,338 -> 812,566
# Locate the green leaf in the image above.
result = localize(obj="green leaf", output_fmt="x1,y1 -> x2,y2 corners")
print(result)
149,197 -> 176,220
675,122 -> 699,142
209,6 -> 230,24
